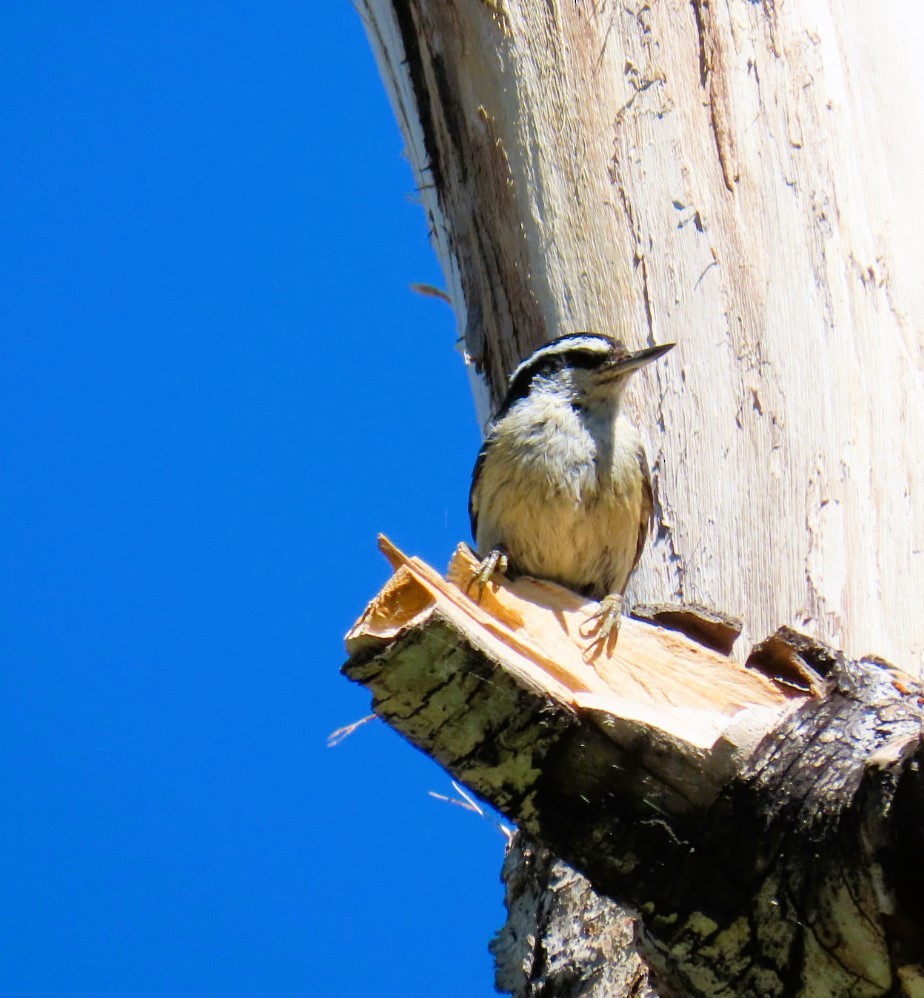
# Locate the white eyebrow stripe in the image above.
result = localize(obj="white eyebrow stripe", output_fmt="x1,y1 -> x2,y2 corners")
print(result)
509,334 -> 615,381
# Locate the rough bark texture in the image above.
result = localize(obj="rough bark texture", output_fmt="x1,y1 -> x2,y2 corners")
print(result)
491,835 -> 656,998
344,546 -> 924,995
353,0 -> 924,993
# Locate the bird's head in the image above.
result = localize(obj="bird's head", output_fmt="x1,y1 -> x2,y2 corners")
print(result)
499,332 -> 674,416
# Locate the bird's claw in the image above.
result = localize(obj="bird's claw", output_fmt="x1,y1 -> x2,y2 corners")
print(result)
467,548 -> 509,599
580,593 -> 624,662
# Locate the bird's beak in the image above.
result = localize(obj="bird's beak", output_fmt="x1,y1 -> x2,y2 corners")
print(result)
602,342 -> 675,377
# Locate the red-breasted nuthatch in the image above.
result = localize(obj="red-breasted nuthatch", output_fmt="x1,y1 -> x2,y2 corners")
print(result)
469,332 -> 674,654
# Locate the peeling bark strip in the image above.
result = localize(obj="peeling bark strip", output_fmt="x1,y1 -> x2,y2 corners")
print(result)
344,543 -> 924,996
689,0 -> 738,191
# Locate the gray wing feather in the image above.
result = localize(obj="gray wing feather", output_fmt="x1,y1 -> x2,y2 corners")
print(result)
632,446 -> 654,576
468,441 -> 490,541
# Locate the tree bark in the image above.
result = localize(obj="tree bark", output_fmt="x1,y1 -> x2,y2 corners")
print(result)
344,542 -> 924,995
352,0 -> 924,992
491,835 -> 656,998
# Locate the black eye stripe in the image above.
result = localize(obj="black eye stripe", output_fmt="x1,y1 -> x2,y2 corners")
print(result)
513,333 -> 617,371
498,334 -> 625,416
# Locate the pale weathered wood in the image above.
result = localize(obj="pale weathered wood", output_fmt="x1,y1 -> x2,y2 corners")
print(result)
348,537 -> 796,753
352,0 -> 924,992
355,0 -> 924,672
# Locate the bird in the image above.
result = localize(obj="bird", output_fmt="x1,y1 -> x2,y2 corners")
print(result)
468,332 -> 674,655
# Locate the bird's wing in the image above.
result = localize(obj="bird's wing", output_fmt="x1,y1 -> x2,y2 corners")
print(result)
632,445 -> 654,576
468,440 -> 490,542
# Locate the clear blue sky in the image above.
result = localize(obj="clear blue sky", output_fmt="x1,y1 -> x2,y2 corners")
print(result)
1,4 -> 506,995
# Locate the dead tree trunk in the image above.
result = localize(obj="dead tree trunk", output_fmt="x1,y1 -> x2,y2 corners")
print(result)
350,0 -> 924,993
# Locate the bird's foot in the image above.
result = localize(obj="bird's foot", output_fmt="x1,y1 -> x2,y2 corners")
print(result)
467,548 -> 509,599
580,593 -> 624,662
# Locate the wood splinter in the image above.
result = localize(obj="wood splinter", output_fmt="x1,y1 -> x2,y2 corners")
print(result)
342,536 -> 924,996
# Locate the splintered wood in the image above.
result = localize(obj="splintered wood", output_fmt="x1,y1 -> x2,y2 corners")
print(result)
345,536 -> 799,757
343,537 -> 924,995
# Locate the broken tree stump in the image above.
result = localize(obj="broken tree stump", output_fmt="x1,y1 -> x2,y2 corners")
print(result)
342,537 -> 924,996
